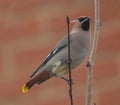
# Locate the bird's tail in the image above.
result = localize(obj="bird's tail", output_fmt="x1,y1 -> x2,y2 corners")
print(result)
22,70 -> 51,93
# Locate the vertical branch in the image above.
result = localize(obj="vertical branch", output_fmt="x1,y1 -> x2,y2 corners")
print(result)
66,16 -> 73,105
86,0 -> 101,105
89,0 -> 101,63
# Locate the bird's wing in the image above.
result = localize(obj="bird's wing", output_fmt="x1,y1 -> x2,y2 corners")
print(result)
30,35 -> 72,78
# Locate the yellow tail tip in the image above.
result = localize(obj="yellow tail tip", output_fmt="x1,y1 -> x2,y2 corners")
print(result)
22,84 -> 29,93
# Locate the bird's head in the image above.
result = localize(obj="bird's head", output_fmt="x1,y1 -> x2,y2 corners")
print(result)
71,16 -> 90,31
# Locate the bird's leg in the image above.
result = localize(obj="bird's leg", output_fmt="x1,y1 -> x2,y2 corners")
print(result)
61,77 -> 69,81
61,77 -> 73,85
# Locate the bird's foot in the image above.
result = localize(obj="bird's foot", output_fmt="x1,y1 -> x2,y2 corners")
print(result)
61,77 -> 73,85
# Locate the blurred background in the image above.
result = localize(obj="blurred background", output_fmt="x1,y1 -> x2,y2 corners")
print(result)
0,0 -> 120,105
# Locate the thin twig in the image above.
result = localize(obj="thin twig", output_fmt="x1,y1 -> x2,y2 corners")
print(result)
66,16 -> 73,105
94,102 -> 96,105
86,0 -> 101,105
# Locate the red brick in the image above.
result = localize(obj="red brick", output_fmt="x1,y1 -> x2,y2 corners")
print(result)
15,48 -> 49,67
93,60 -> 118,80
15,39 -> 63,79
0,80 -> 23,98
98,31 -> 120,52
0,21 -> 4,29
72,64 -> 88,81
99,88 -> 120,105
0,0 -> 40,9
101,0 -> 120,22
15,48 -> 50,79
0,0 -> 70,11
0,56 -> 3,72
0,51 -> 4,72
0,20 -> 40,42
0,0 -> 11,8
50,16 -> 66,33
42,95 -> 85,105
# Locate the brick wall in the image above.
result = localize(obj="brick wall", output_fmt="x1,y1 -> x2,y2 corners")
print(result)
0,0 -> 120,105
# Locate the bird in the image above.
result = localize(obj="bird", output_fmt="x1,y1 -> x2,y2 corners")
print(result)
22,16 -> 91,93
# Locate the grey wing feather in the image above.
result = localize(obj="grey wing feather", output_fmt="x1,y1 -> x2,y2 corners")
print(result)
30,35 -> 71,78
54,35 -> 68,49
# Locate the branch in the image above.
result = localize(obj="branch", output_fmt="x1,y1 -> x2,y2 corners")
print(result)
86,0 -> 101,105
66,16 -> 73,105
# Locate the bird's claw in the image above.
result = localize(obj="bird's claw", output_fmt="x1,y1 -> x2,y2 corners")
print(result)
61,77 -> 73,85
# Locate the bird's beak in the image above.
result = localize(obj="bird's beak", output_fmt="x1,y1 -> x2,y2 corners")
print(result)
70,19 -> 75,23
70,16 -> 90,23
